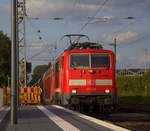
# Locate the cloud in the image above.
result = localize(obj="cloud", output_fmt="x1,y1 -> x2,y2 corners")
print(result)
1,0 -> 150,22
136,55 -> 150,63
29,43 -> 45,50
101,31 -> 139,44
28,40 -> 55,51
108,0 -> 150,13
1,0 -> 150,24
117,31 -> 139,43
26,0 -> 66,17
117,56 -> 148,69
27,42 -> 56,61
129,54 -> 150,67
26,0 -> 109,21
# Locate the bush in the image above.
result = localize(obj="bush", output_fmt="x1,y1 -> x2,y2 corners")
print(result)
117,71 -> 150,97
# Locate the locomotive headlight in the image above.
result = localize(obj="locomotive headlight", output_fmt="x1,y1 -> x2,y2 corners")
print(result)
72,89 -> 77,94
105,89 -> 110,93
88,69 -> 94,74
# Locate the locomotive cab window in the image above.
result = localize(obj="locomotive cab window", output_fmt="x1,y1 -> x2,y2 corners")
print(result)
70,54 -> 89,68
70,53 -> 111,69
91,54 -> 110,69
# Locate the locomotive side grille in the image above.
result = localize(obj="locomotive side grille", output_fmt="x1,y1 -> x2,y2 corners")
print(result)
69,79 -> 112,86
96,79 -> 112,85
69,80 -> 86,86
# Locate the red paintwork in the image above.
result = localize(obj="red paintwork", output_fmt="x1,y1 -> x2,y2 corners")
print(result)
42,49 -> 117,102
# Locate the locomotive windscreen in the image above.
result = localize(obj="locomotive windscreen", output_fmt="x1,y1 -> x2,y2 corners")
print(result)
70,54 -> 89,68
70,54 -> 110,68
91,54 -> 110,68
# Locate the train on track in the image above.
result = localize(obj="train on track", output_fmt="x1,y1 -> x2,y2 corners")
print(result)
37,34 -> 118,114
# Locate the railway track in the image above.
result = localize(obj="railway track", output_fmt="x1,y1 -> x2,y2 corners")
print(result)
67,104 -> 150,131
105,104 -> 150,131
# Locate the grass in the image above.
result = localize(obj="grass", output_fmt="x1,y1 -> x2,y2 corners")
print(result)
118,96 -> 150,104
117,72 -> 150,105
117,87 -> 150,104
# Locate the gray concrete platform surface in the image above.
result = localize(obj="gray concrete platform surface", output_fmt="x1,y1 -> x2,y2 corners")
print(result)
0,105 -> 130,131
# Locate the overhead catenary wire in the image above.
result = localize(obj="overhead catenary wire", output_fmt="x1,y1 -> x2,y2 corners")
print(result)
113,20 -> 136,39
25,12 -> 56,61
98,17 -> 137,48
79,0 -> 109,32
118,31 -> 150,48
72,0 -> 80,12
25,0 -> 109,64
107,18 -> 150,48
52,0 -> 82,54
54,0 -> 110,58
24,0 -> 150,68
25,5 -> 70,63
26,15 -> 50,47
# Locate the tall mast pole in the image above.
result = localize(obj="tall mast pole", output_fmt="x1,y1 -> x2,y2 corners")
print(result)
11,0 -> 18,125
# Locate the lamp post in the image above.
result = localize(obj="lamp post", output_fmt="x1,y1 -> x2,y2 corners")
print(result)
107,17 -> 135,69
141,48 -> 148,97
109,38 -> 117,65
141,48 -> 147,72
90,16 -> 135,64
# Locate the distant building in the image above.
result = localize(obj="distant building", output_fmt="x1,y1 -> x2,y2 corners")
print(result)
117,69 -> 149,76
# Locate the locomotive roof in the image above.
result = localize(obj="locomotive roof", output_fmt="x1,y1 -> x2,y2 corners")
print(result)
64,42 -> 103,51
52,42 -> 113,66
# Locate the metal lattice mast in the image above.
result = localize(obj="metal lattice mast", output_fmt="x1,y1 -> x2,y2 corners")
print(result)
17,0 -> 27,86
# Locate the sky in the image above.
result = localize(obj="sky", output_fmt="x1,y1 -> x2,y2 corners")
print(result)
0,0 -> 150,70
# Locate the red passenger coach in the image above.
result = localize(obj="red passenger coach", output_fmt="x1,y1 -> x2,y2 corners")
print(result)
42,40 -> 118,113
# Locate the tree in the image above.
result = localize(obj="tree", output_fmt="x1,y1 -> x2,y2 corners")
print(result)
0,31 -> 11,87
29,62 -> 51,85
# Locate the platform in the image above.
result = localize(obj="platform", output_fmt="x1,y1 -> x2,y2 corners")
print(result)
0,105 -> 130,131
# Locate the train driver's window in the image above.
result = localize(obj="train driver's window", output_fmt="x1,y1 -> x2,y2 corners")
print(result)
91,54 -> 110,69
70,54 -> 89,68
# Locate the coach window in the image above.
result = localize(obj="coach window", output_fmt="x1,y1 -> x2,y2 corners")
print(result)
45,88 -> 48,98
54,61 -> 59,74
61,56 -> 64,68
70,54 -> 89,68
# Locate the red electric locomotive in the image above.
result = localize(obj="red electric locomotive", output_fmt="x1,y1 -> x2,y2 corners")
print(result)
41,34 -> 118,113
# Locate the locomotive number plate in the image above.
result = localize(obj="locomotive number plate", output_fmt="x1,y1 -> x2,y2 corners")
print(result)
86,79 -> 96,85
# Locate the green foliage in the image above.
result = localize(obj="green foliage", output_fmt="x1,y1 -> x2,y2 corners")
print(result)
117,71 -> 150,96
0,31 -> 11,87
117,71 -> 150,104
118,96 -> 150,104
29,62 -> 51,85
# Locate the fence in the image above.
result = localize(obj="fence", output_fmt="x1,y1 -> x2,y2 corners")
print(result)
3,86 -> 42,105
